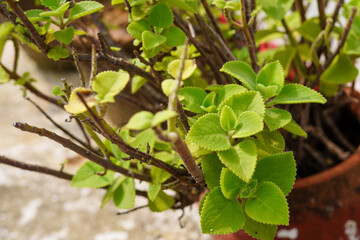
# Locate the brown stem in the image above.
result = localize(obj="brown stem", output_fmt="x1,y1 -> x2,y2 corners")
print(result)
330,0 -> 345,33
296,0 -> 306,23
201,0 -> 226,43
0,155 -> 73,180
317,0 -> 326,29
13,122 -> 152,182
176,100 -> 190,133
5,0 -> 48,53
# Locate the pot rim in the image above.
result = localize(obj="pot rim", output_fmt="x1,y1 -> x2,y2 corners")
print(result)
294,146 -> 360,189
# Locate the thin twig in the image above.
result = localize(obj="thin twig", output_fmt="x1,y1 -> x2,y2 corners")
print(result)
317,0 -> 326,29
117,205 -> 148,215
13,122 -> 152,182
0,155 -> 73,180
71,47 -> 86,87
5,0 -> 48,53
296,0 -> 306,23
89,45 -> 97,88
201,0 -> 226,43
330,0 -> 345,33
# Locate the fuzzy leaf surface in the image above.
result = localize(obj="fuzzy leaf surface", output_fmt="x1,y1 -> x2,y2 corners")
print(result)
267,84 -> 326,106
179,87 -> 207,113
218,140 -> 257,182
164,26 -> 186,47
232,111 -> 264,138
253,130 -> 285,157
69,1 -> 104,21
142,31 -> 166,50
126,19 -> 151,40
253,152 -> 296,196
148,2 -> 173,28
220,61 -> 256,90
256,61 -> 284,99
188,114 -> 231,151
220,106 -> 237,131
54,27 -> 75,44
217,84 -> 247,106
282,120 -> 307,138
264,108 -> 292,131
243,213 -> 278,240
245,181 -> 289,225
220,168 -> 246,199
167,59 -> 197,79
201,187 -> 245,234
151,110 -> 177,127
92,71 -> 130,103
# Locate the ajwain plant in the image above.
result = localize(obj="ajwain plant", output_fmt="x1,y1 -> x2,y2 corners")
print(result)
0,0 -> 358,239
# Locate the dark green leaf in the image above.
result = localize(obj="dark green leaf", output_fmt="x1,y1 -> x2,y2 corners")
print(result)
220,61 -> 256,90
148,2 -> 173,28
148,190 -> 175,212
220,168 -> 246,199
202,154 -> 225,190
113,177 -> 135,209
71,161 -> 114,188
164,26 -> 186,47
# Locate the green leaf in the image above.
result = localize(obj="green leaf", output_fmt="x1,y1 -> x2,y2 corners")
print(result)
219,91 -> 265,119
186,137 -> 212,159
164,0 -> 198,12
232,111 -> 264,138
256,61 -> 284,99
40,2 -> 69,17
167,59 -> 197,79
0,65 -> 10,84
131,75 -> 146,93
54,27 -> 75,44
282,119 -> 307,138
199,192 -> 209,215
142,31 -> 166,50
127,19 -> 151,40
161,79 -> 177,96
41,0 -> 61,10
220,168 -> 246,199
179,87 -> 207,113
164,26 -> 186,47
69,1 -> 104,21
112,0 -> 123,5
201,187 -> 245,234
92,71 -> 130,103
0,22 -> 15,57
220,106 -> 237,131
257,0 -> 295,20
245,181 -> 289,225
321,54 -> 359,84
267,84 -> 327,106
52,86 -> 64,96
151,165 -> 172,184
253,152 -> 296,196
272,48 -> 296,76
218,140 -> 257,182
128,0 -> 147,6
217,84 -> 247,106
253,130 -> 285,157
243,213 -> 278,240
131,129 -> 156,153
148,184 -> 161,201
344,31 -> 360,55
64,87 -> 97,114
47,45 -> 70,61
201,154 -> 225,190
264,108 -> 292,131
148,190 -> 175,212
296,18 -> 322,42
148,2 -> 173,28
71,161 -> 114,188
25,9 -> 50,22
113,177 -> 135,209
202,91 -> 217,108
151,110 -> 177,127
126,111 -> 154,130
188,114 -> 231,151
101,176 -> 126,207
220,61 -> 256,90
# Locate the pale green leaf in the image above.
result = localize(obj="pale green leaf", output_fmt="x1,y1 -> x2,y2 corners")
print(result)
40,2 -> 70,17
41,0 -> 61,10
220,168 -> 246,199
252,152 -> 296,196
0,22 -> 15,57
232,111 -> 264,138
92,71 -> 130,103
0,65 -> 10,84
161,79 -> 177,96
113,177 -> 135,209
220,61 -> 256,90
25,9 -> 50,22
256,61 -> 284,99
188,114 -> 231,151
220,106 -> 237,131
218,140 -> 257,182
217,84 -> 247,106
257,0 -> 295,20
321,54 -> 359,84
131,75 -> 146,93
148,2 -> 173,28
201,154 -> 225,190
282,119 -> 307,138
201,187 -> 245,234
151,110 -> 177,127
142,31 -> 166,50
71,161 -> 114,188
64,87 -> 97,114
151,166 -> 171,184
179,87 -> 207,113
267,84 -> 327,106
47,45 -> 70,61
164,0 -> 198,12
164,26 -> 186,47
148,184 -> 161,201
101,176 -> 126,207
126,111 -> 154,130
264,108 -> 292,131
243,213 -> 278,240
127,19 -> 151,40
245,182 -> 289,225
130,129 -> 156,153
54,27 -> 75,44
219,91 -> 265,118
69,1 -> 104,21
296,18 -> 322,42
167,59 -> 197,79
148,190 -> 175,212
186,138 -> 212,159
272,47 -> 296,76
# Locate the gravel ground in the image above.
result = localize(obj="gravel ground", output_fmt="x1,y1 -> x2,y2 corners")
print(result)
0,42 -> 212,240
